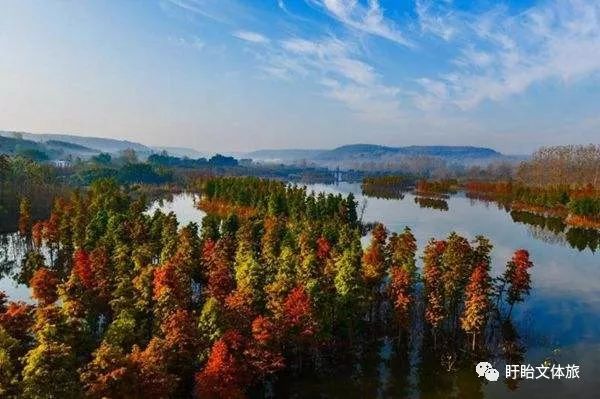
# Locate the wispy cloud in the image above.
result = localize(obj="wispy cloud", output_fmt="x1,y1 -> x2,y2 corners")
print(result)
168,35 -> 205,51
232,30 -> 270,44
310,0 -> 412,46
270,36 -> 403,122
415,0 -> 456,41
415,0 -> 600,110
162,0 -> 600,125
161,0 -> 227,22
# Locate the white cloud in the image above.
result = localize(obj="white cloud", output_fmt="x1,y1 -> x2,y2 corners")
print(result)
168,36 -> 205,51
415,0 -> 456,41
311,0 -> 412,46
232,30 -> 270,44
272,37 -> 403,122
416,0 -> 600,110
162,0 -> 227,22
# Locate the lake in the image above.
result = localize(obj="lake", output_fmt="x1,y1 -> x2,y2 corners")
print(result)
1,185 -> 598,398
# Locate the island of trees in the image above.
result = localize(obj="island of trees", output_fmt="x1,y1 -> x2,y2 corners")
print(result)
0,175 -> 536,398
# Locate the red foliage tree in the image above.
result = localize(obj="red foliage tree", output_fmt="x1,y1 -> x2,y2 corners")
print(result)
129,338 -> 177,398
73,249 -> 94,289
161,309 -> 199,378
89,246 -> 112,303
461,262 -> 491,349
194,330 -> 248,399
251,315 -> 276,345
204,239 -> 235,302
0,301 -> 34,343
153,256 -> 191,317
423,239 -> 446,346
31,221 -> 45,248
30,268 -> 60,306
504,249 -> 534,316
315,236 -> 331,263
282,286 -> 316,341
81,343 -> 135,399
225,288 -> 256,329
389,266 -> 412,330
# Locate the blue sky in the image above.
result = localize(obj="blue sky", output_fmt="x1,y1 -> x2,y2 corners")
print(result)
1,0 -> 599,154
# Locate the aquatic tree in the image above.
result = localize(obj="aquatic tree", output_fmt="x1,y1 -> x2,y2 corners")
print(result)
440,233 -> 474,330
19,250 -> 46,285
315,235 -> 332,263
194,330 -> 248,399
334,244 -> 365,340
80,342 -> 134,399
104,310 -> 138,350
88,246 -> 112,306
30,268 -> 59,306
198,297 -> 225,361
232,245 -> 266,313
31,221 -> 44,249
128,338 -> 177,398
282,285 -> 317,343
504,249 -> 534,317
160,309 -> 199,395
388,227 -> 418,333
461,262 -> 491,350
0,301 -> 34,345
73,249 -> 93,289
389,267 -> 412,332
261,216 -> 285,271
21,341 -> 81,399
423,239 -> 446,347
18,197 -> 31,238
247,316 -> 285,379
0,326 -> 19,397
361,223 -> 389,319
266,246 -> 299,317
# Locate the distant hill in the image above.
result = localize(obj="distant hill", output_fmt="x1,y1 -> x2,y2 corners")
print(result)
0,131 -> 204,160
44,140 -> 99,153
0,135 -> 49,157
1,131 -> 152,154
246,144 -> 521,168
314,144 -> 501,160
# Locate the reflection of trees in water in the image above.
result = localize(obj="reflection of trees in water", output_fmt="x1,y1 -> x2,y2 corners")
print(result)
526,225 -> 568,246
510,210 -> 599,251
566,227 -> 599,252
0,233 -> 25,279
361,186 -> 407,200
271,287 -> 529,399
414,196 -> 449,211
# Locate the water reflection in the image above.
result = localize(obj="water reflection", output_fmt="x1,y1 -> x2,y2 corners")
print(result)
0,233 -> 30,301
361,187 -> 599,253
414,196 -> 449,211
509,210 -> 598,252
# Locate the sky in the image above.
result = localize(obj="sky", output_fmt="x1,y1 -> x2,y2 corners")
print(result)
1,0 -> 599,154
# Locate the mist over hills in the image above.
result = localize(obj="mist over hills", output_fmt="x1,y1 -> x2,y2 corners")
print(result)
245,144 -> 519,167
1,131 -> 151,154
1,130 -> 524,168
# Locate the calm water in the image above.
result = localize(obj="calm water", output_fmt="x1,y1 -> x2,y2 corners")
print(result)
1,185 -> 598,398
